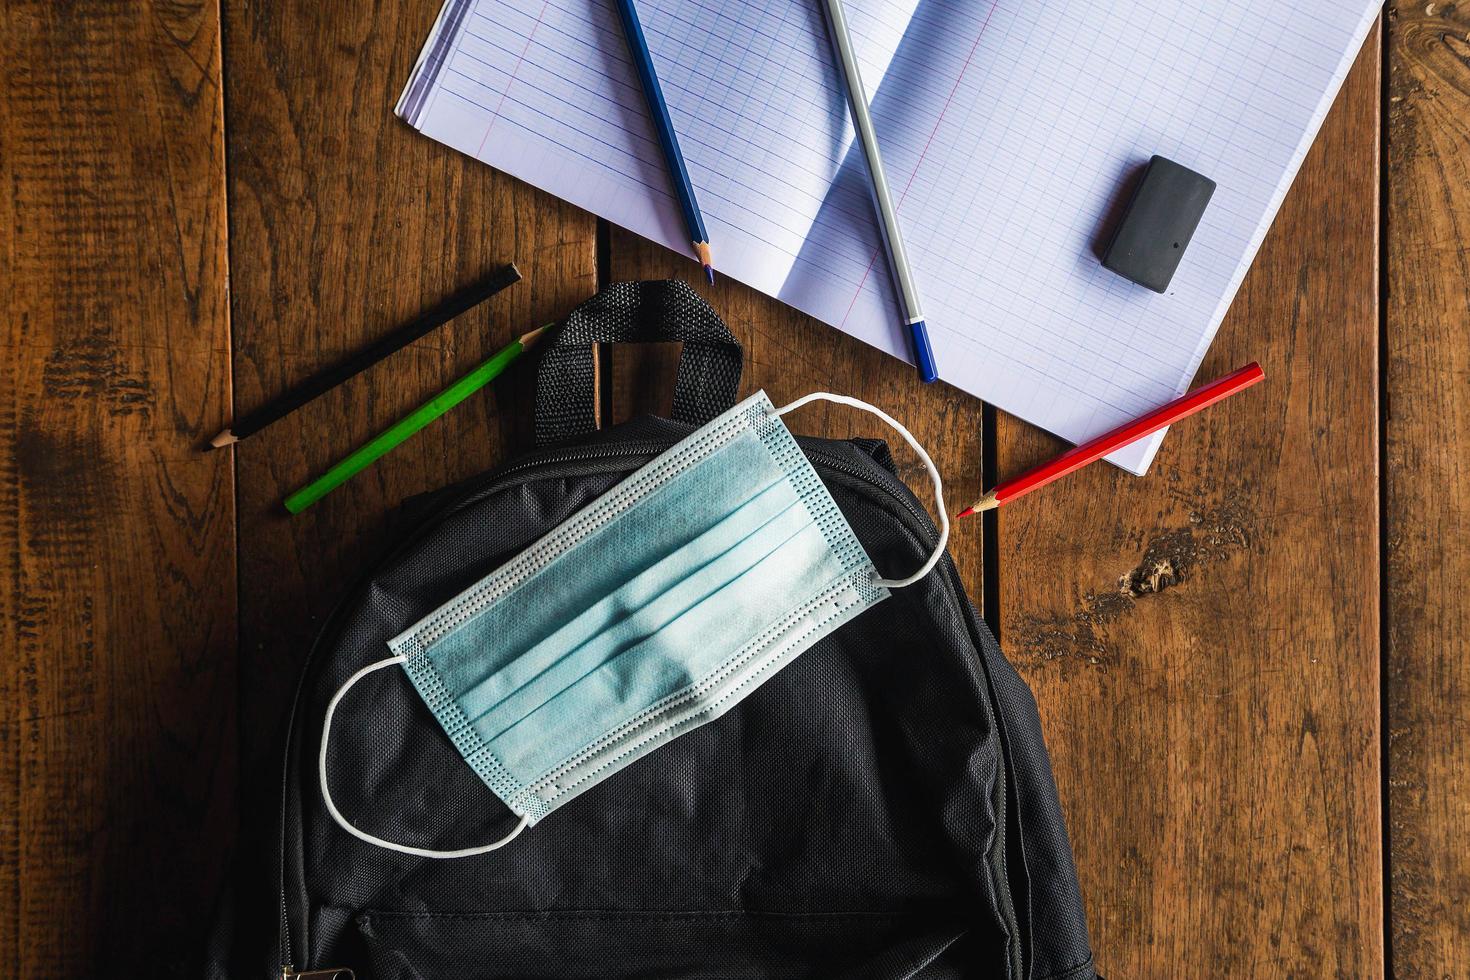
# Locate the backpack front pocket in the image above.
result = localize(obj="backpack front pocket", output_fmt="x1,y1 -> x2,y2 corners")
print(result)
356,907 -> 970,979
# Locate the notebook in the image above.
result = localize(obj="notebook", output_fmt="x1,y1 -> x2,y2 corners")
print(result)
397,0 -> 1379,473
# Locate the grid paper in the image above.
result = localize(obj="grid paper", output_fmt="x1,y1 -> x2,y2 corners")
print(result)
398,0 -> 1379,473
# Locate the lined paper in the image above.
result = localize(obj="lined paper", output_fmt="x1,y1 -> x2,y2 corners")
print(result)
400,0 -> 1379,473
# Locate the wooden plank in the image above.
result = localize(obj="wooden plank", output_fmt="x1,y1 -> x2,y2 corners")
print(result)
1385,1 -> 1470,973
605,233 -> 986,596
0,1 -> 235,976
220,0 -> 597,773
995,31 -> 1383,977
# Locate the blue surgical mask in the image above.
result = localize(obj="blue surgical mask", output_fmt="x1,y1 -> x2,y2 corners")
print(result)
320,391 -> 948,857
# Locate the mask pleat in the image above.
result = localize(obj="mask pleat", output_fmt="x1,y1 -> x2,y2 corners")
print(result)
452,477 -> 798,724
424,430 -> 782,699
476,516 -> 840,780
465,495 -> 815,737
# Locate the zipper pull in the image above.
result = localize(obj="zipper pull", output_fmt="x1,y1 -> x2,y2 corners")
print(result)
282,968 -> 355,980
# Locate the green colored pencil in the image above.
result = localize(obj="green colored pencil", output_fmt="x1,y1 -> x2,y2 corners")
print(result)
285,323 -> 553,514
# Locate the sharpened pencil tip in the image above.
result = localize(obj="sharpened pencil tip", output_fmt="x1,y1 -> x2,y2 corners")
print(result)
956,493 -> 999,518
518,322 -> 555,348
209,429 -> 238,449
693,241 -> 714,284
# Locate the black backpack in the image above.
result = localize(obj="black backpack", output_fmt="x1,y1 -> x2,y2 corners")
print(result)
205,281 -> 1096,980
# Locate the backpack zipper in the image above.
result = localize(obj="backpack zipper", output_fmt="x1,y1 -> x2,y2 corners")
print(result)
273,437 -> 1022,975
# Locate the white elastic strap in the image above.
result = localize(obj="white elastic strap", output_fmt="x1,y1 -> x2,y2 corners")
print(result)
319,654 -> 530,858
772,392 -> 948,588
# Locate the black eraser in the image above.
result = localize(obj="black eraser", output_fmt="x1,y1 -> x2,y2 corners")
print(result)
1102,156 -> 1215,293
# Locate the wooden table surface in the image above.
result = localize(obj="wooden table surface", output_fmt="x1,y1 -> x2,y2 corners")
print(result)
3,1 -> 1466,976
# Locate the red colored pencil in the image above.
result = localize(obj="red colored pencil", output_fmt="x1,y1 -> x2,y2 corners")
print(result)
957,362 -> 1265,517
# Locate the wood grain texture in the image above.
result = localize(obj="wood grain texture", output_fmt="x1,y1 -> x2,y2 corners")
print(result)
0,1 -> 235,977
1385,1 -> 1470,973
605,234 -> 986,595
995,30 -> 1383,978
219,0 -> 597,775
0,1 -> 1414,973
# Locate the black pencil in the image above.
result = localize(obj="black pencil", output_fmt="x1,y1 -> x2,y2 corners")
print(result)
209,262 -> 521,448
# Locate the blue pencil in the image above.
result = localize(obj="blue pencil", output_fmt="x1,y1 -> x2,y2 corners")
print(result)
612,0 -> 715,284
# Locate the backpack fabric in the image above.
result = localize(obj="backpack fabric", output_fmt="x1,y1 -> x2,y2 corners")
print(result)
205,280 -> 1096,980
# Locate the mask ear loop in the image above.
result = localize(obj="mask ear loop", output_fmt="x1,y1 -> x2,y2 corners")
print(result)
319,654 -> 530,858
771,392 -> 948,588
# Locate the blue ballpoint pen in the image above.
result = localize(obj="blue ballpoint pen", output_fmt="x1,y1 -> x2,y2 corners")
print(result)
820,0 -> 938,382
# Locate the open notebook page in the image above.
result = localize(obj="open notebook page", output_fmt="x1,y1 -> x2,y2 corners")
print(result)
401,0 -> 1380,473
811,0 -> 1379,471
399,0 -> 916,301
